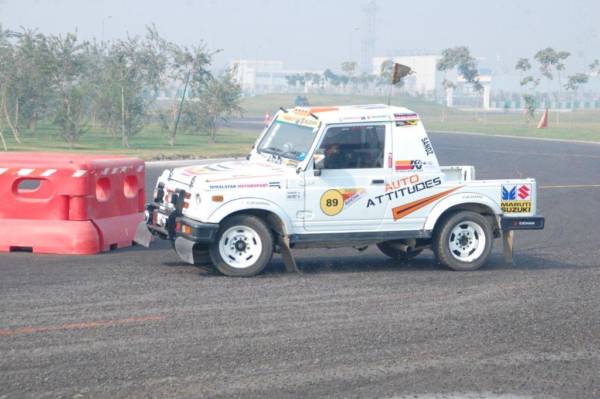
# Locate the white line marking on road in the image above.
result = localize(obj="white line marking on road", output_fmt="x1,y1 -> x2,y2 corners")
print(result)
540,184 -> 600,189
437,145 -> 600,160
0,168 -> 7,175
431,130 -> 600,146
72,170 -> 87,177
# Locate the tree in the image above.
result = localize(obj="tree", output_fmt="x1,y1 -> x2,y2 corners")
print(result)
437,46 -> 482,110
341,61 -> 357,92
534,48 -> 570,82
341,61 -> 357,76
522,94 -> 537,123
303,72 -> 322,91
515,58 -> 531,73
515,58 -> 540,88
184,68 -> 242,142
158,43 -> 214,146
323,69 -> 342,90
45,33 -> 92,147
285,73 -> 305,90
0,25 -> 23,145
564,73 -> 588,94
437,46 -> 482,119
533,47 -> 570,124
103,26 -> 167,147
515,57 -> 540,124
12,29 -> 53,134
589,59 -> 599,76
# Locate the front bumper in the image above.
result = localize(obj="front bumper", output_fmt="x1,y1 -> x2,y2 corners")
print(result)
134,201 -> 219,264
501,215 -> 545,230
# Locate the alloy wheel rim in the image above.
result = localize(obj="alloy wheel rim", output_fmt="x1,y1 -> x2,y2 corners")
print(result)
448,220 -> 486,262
218,225 -> 263,269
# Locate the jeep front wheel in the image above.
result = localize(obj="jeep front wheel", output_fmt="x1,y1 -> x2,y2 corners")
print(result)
209,215 -> 273,277
433,211 -> 493,271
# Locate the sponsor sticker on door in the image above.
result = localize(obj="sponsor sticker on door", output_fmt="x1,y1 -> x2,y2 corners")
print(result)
319,188 -> 366,216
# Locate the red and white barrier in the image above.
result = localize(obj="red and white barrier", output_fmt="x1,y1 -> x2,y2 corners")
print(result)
0,152 -> 145,255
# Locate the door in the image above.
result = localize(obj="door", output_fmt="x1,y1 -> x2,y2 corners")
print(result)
303,123 -> 392,232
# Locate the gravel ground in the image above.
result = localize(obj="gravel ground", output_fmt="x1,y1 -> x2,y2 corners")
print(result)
1,132 -> 599,399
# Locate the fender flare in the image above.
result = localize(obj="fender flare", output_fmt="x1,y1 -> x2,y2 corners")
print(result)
423,192 -> 502,231
207,197 -> 294,235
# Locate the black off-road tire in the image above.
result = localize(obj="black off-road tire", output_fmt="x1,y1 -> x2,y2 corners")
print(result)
209,215 -> 273,277
377,241 -> 423,260
433,211 -> 493,271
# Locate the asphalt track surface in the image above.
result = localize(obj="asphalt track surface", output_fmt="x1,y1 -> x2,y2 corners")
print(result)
2,132 -> 600,398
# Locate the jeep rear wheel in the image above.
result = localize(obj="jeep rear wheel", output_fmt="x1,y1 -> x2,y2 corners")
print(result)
209,215 -> 273,277
433,211 -> 493,271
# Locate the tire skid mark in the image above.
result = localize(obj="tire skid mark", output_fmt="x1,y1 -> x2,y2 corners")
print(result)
0,314 -> 165,337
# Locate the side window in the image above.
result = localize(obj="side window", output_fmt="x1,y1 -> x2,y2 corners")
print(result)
318,125 -> 385,169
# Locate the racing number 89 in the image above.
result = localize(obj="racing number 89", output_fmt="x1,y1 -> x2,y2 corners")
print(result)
320,189 -> 344,216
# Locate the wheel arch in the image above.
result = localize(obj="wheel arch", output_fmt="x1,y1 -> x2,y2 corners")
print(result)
207,198 -> 292,237
424,193 -> 502,234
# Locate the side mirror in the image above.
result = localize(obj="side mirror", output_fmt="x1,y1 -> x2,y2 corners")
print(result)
313,153 -> 325,176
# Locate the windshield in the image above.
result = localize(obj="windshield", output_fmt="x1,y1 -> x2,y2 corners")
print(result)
257,119 -> 317,161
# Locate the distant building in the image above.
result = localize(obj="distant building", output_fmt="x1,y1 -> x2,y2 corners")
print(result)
230,60 -> 321,95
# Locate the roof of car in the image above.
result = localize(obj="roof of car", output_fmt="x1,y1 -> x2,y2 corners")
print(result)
287,104 -> 419,124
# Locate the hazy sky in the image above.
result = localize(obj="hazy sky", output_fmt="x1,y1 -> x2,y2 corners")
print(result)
1,0 -> 598,82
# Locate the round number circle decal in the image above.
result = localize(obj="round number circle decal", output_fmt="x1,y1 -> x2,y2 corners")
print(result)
320,189 -> 344,216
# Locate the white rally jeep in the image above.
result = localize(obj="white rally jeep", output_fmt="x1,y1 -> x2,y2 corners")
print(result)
135,104 -> 544,276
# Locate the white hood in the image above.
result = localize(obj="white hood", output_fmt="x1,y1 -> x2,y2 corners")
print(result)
167,160 -> 288,188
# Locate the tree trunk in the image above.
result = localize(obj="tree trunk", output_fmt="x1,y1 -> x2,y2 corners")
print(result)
0,118 -> 7,151
91,107 -> 97,129
2,94 -> 22,144
121,85 -> 128,148
14,96 -> 19,129
29,112 -> 38,136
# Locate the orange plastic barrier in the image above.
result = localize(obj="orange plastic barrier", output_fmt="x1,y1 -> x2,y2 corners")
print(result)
0,153 -> 145,255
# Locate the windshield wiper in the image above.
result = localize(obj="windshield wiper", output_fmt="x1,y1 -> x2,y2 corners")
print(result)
259,146 -> 282,156
280,150 -> 303,160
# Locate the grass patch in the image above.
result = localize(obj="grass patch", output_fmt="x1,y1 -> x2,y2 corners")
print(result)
241,93 -> 442,117
424,109 -> 600,142
1,123 -> 259,160
2,94 -> 599,159
243,93 -> 600,142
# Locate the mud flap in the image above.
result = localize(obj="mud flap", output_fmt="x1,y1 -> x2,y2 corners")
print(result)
175,236 -> 196,265
502,230 -> 514,264
278,236 -> 301,274
133,222 -> 154,248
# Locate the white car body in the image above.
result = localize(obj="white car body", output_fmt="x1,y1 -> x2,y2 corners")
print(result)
136,104 -> 544,273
